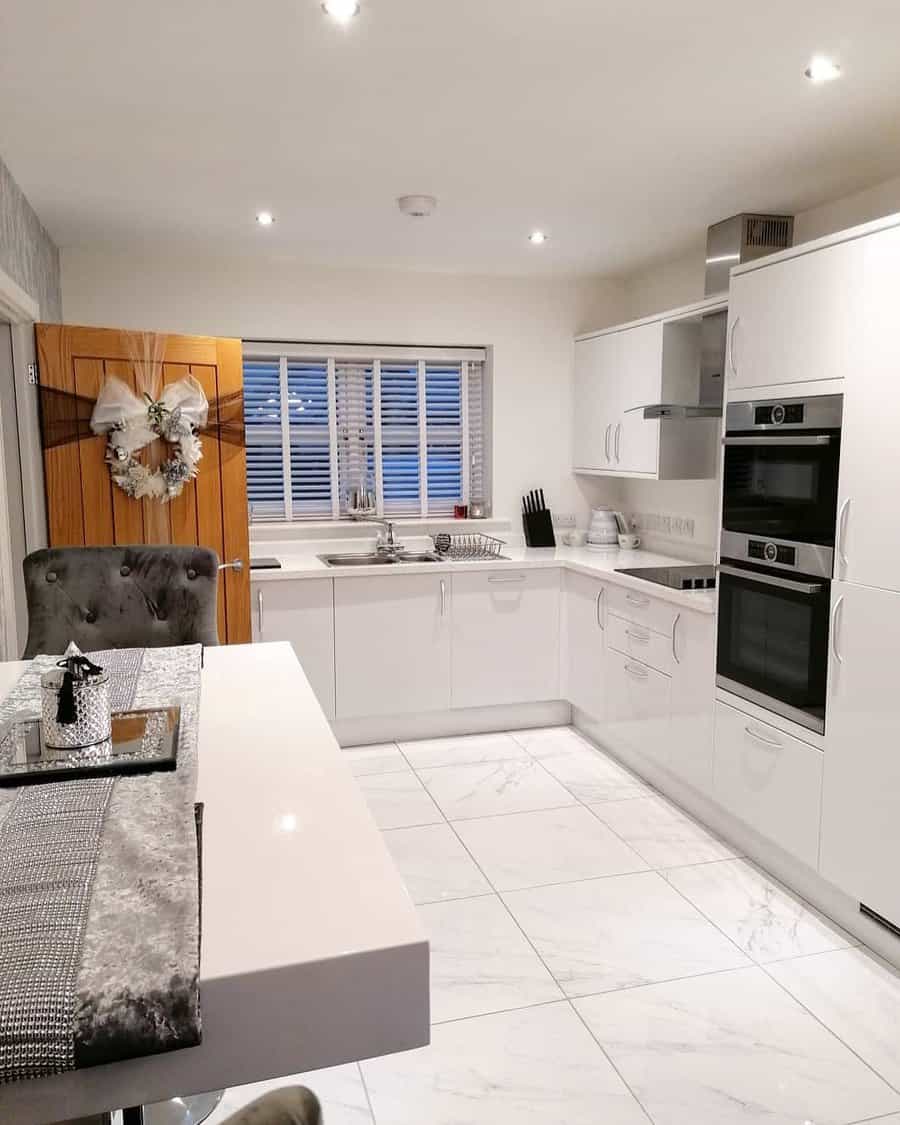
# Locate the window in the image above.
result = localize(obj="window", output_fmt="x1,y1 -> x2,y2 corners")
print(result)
243,344 -> 488,521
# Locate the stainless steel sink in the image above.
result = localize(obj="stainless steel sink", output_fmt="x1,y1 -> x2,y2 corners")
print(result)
317,551 -> 442,568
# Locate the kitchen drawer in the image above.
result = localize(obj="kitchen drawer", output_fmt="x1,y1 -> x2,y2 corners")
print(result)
714,700 -> 823,869
608,612 -> 674,675
605,649 -> 672,768
607,583 -> 678,635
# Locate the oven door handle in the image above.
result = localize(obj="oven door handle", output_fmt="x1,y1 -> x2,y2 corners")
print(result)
718,564 -> 825,595
722,434 -> 834,446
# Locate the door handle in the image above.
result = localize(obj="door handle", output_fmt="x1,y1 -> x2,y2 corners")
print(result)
831,594 -> 844,666
625,628 -> 650,644
728,315 -> 740,378
596,588 -> 605,630
744,723 -> 781,749
614,422 -> 622,463
257,588 -> 264,637
718,564 -> 824,595
625,592 -> 650,608
440,578 -> 446,617
672,613 -> 681,665
219,558 -> 245,573
837,497 -> 851,576
624,661 -> 648,680
488,575 -> 526,583
605,423 -> 611,462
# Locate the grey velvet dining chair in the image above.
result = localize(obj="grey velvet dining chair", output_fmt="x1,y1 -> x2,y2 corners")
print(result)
22,545 -> 221,657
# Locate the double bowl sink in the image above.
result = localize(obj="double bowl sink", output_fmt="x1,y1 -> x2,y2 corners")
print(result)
317,551 -> 443,568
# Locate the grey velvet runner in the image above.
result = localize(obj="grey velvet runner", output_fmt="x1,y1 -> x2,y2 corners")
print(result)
0,646 -> 203,1086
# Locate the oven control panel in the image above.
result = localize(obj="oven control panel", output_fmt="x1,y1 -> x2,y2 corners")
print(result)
754,402 -> 804,426
747,539 -> 797,567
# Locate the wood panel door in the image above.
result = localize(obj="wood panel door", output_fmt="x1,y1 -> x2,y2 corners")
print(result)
36,323 -> 250,643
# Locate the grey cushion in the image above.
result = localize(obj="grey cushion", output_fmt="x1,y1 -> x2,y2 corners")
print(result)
221,1089 -> 322,1125
22,546 -> 220,658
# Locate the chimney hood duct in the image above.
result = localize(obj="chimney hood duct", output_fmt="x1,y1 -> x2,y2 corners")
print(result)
640,212 -> 794,420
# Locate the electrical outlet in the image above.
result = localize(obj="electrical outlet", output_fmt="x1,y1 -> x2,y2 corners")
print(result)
554,513 -> 577,528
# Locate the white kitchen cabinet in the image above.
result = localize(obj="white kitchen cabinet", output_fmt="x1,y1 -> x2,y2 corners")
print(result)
820,581 -> 900,926
573,332 -> 620,472
669,608 -> 716,794
451,569 -> 560,708
713,699 -> 823,869
603,648 -> 672,768
562,570 -> 607,720
834,225 -> 900,592
726,234 -> 866,392
334,573 -> 451,719
251,578 -> 336,720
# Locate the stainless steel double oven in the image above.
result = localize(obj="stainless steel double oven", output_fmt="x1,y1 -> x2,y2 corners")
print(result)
717,395 -> 842,734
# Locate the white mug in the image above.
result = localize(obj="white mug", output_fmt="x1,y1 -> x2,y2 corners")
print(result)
618,533 -> 641,550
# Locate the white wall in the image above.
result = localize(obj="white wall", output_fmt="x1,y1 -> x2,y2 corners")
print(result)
61,248 -> 627,528
597,173 -> 900,557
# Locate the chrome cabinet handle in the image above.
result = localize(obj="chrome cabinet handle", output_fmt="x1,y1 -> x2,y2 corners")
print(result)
605,423 -> 611,462
257,588 -> 264,637
718,564 -> 824,595
723,435 -> 833,447
596,588 -> 605,630
624,661 -> 648,680
728,315 -> 740,378
837,497 -> 851,575
625,592 -> 650,608
219,558 -> 245,572
672,613 -> 681,665
488,575 -> 526,583
625,628 -> 650,644
744,723 -> 782,749
831,594 -> 845,665
440,578 -> 446,616
614,422 -> 621,463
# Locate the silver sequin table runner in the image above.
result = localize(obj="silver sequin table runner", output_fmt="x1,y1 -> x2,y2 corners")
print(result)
0,646 -> 203,1087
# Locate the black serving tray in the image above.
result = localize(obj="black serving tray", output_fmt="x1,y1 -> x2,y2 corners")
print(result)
0,706 -> 180,786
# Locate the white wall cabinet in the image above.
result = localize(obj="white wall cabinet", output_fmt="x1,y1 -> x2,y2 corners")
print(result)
451,569 -> 560,708
573,331 -> 620,471
334,573 -> 451,719
251,578 -> 336,720
820,581 -> 900,926
562,570 -> 607,720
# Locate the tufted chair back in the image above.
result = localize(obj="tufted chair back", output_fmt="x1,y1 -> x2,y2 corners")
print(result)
22,546 -> 220,658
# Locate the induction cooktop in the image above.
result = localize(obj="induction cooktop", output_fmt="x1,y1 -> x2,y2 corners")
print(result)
614,565 -> 717,591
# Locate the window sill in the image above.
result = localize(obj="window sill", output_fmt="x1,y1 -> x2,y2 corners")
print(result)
250,515 -> 510,545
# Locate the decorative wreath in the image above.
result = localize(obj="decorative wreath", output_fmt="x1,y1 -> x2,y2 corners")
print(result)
90,375 -> 209,502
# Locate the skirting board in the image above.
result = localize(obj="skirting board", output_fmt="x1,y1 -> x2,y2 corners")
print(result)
333,700 -> 571,748
572,706 -> 900,973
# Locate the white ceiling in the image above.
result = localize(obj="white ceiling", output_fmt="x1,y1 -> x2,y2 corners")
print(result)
1,0 -> 900,278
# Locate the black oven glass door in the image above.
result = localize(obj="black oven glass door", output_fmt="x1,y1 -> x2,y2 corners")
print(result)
717,564 -> 830,731
722,434 -> 840,545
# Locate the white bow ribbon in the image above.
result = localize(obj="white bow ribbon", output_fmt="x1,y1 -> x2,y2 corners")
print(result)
90,375 -> 209,439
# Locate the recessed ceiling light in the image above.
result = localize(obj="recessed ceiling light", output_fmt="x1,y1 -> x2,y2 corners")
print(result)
322,0 -> 360,23
805,55 -> 841,82
529,231 -> 548,245
256,211 -> 275,226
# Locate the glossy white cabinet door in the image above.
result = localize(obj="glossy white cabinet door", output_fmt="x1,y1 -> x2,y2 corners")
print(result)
573,333 -> 619,471
562,570 -> 607,720
835,225 -> 900,592
669,608 -> 716,794
334,573 -> 451,719
821,581 -> 900,926
610,322 -> 661,475
251,578 -> 336,720
451,569 -> 561,708
726,235 -> 866,390
603,648 -> 671,768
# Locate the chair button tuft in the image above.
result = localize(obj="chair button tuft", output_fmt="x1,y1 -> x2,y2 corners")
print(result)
187,568 -> 197,580
120,565 -> 131,577
46,572 -> 57,583
85,611 -> 97,624
157,610 -> 168,622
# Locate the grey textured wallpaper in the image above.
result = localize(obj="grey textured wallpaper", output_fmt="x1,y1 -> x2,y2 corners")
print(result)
0,154 -> 61,321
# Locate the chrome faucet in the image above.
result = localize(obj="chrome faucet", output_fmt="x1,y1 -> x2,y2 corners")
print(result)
374,520 -> 402,556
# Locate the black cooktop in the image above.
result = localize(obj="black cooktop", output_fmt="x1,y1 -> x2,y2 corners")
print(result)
614,565 -> 717,591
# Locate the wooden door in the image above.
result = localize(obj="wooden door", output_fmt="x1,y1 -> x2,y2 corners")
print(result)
35,323 -> 250,643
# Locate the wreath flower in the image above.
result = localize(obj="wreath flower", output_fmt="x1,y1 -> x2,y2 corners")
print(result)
90,375 -> 209,502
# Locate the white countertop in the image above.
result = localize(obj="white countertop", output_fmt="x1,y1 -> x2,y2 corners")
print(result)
0,643 -> 429,1124
251,544 -> 717,614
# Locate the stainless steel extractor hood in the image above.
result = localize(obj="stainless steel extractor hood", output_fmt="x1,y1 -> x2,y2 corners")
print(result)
640,213 -> 794,420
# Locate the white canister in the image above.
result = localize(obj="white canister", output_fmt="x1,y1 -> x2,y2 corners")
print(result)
40,662 -> 111,751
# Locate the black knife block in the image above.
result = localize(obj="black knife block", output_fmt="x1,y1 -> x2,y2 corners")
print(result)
523,509 -> 556,548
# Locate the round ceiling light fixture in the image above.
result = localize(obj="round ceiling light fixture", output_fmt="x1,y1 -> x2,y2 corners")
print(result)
322,0 -> 360,24
805,55 -> 841,82
256,211 -> 275,226
397,194 -> 438,218
529,230 -> 548,245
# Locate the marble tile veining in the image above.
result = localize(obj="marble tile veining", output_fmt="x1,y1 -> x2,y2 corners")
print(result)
356,771 -> 443,830
454,805 -> 648,892
504,871 -> 749,997
361,1002 -> 649,1125
768,947 -> 900,1090
576,967 -> 900,1125
419,758 -> 577,821
399,731 -> 529,769
344,743 -> 410,777
204,1063 -> 372,1125
383,823 -> 492,904
590,795 -> 738,868
541,748 -> 650,803
509,725 -> 597,760
666,858 -> 854,963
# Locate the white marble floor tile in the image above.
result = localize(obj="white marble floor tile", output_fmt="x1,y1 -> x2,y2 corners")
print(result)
590,795 -> 738,868
541,749 -> 651,803
504,871 -> 748,997
399,731 -> 529,769
343,743 -> 409,777
576,967 -> 900,1125
454,805 -> 648,891
204,1063 -> 372,1125
768,947 -> 900,1090
420,894 -> 562,1022
382,823 -> 492,904
360,1002 -> 649,1125
666,858 -> 854,963
509,725 -> 597,760
419,758 -> 577,821
357,771 -> 443,830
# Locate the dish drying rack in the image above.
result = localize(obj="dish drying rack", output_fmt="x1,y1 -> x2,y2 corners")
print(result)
432,533 -> 506,560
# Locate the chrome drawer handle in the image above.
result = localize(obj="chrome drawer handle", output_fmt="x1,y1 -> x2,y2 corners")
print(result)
625,628 -> 650,644
440,578 -> 446,617
744,724 -> 781,749
605,424 -> 611,462
596,588 -> 604,630
625,593 -> 650,608
257,588 -> 264,637
672,613 -> 681,665
488,575 -> 526,583
624,661 -> 648,680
